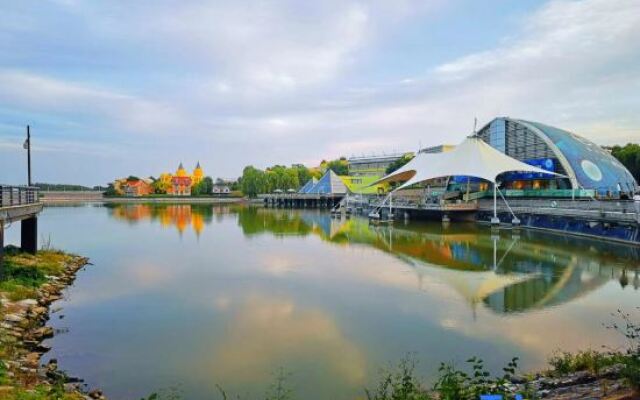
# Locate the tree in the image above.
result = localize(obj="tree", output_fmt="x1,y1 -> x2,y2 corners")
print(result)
104,183 -> 117,196
293,164 -> 312,185
611,143 -> 640,183
386,154 -> 415,175
326,158 -> 348,175
152,174 -> 171,194
241,166 -> 265,198
192,176 -> 213,196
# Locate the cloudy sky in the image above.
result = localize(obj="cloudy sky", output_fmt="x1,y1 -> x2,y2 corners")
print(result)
0,0 -> 639,186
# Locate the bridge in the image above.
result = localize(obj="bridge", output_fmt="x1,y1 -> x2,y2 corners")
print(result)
0,185 -> 43,265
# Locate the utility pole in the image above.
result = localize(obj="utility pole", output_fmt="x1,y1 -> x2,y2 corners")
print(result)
25,125 -> 32,186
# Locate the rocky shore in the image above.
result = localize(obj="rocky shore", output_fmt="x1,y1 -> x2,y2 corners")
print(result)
0,249 -> 104,400
512,366 -> 636,399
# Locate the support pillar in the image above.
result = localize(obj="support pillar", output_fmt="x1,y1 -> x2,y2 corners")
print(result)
491,183 -> 500,225
21,216 -> 37,254
0,223 -> 4,280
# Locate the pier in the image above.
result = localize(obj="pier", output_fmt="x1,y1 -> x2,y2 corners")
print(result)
0,185 -> 43,266
259,193 -> 345,209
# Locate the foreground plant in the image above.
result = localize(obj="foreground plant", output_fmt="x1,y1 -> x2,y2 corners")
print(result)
365,356 -> 431,400
606,308 -> 640,394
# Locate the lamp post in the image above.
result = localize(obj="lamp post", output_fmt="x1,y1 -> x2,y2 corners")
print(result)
24,125 -> 32,186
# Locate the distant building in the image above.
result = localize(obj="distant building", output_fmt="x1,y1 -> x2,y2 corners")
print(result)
123,179 -> 153,197
170,163 -> 192,196
347,152 -> 414,177
164,162 -> 206,196
212,185 -> 230,195
476,117 -> 637,194
419,144 -> 456,154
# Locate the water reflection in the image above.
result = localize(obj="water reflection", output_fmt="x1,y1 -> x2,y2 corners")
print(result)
107,204 -> 640,316
31,203 -> 640,399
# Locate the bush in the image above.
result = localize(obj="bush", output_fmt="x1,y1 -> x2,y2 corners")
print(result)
607,308 -> 640,393
365,356 -> 431,400
433,357 -> 520,400
548,349 -> 618,376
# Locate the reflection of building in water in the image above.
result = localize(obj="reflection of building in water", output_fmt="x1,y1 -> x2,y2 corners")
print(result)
238,208 -> 639,315
109,204 -> 215,236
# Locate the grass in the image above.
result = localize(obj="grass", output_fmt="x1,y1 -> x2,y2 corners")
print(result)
547,308 -> 640,394
0,246 -> 87,399
0,246 -> 76,301
548,349 -> 624,376
0,385 -> 85,400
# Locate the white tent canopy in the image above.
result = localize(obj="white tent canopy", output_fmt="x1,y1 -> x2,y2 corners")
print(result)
372,136 -> 564,224
376,136 -> 561,190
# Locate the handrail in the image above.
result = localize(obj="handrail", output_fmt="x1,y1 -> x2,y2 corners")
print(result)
0,185 -> 40,207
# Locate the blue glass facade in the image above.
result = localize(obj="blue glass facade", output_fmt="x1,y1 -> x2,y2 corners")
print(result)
488,118 -> 506,153
521,120 -> 638,193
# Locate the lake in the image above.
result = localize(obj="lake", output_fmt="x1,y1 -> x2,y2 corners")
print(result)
5,203 -> 640,399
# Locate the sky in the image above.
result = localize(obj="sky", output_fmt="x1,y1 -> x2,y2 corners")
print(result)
0,0 -> 639,186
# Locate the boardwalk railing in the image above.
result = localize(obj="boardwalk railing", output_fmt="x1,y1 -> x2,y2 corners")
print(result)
0,185 -> 40,207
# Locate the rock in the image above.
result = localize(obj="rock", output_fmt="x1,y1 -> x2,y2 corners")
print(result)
34,343 -> 52,353
17,299 -> 38,307
32,326 -> 54,339
32,306 -> 48,315
510,374 -> 528,384
601,363 -> 625,378
23,352 -> 41,368
64,382 -> 81,393
4,314 -> 24,323
88,389 -> 103,399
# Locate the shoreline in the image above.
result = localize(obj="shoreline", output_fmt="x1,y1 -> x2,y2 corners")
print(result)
0,249 -> 100,399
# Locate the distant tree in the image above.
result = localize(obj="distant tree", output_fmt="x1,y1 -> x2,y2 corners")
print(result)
104,183 -> 117,196
326,158 -> 348,175
611,143 -> 640,182
192,176 -> 214,196
293,164 -> 312,186
386,154 -> 415,175
241,166 -> 265,197
152,175 -> 171,194
34,182 -> 93,191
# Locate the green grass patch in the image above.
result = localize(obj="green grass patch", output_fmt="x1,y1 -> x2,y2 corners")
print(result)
0,247 -> 75,301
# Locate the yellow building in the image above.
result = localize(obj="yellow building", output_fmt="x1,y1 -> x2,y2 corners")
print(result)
192,161 -> 204,186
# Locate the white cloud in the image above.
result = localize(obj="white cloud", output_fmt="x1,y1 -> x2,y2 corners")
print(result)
0,0 -> 639,185
0,70 -> 188,135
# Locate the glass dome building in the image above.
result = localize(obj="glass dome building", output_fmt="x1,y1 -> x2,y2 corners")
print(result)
476,117 -> 638,195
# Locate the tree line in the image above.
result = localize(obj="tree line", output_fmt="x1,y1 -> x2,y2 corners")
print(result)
239,157 -> 356,197
611,143 -> 640,183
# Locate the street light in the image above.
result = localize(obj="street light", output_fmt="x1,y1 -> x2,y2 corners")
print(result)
23,125 -> 31,186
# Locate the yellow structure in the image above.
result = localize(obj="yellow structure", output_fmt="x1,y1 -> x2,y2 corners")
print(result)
192,161 -> 204,186
162,162 -> 205,196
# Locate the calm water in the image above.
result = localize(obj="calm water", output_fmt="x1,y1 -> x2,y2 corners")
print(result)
5,203 -> 640,399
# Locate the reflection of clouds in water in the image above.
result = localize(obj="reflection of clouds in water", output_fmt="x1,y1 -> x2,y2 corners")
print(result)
205,295 -> 366,386
261,253 -> 300,276
130,263 -> 173,288
69,260 -> 176,305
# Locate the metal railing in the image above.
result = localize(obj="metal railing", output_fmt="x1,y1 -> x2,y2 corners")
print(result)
0,185 -> 40,207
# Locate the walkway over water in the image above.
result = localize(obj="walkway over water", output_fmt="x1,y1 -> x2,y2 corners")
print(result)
0,185 -> 43,261
348,194 -> 640,244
